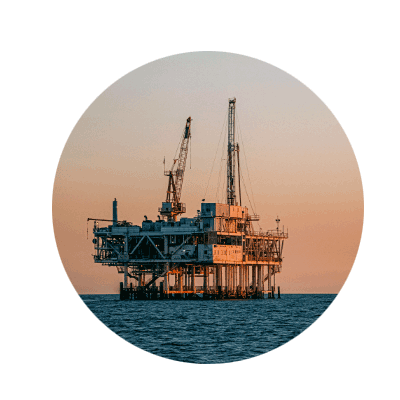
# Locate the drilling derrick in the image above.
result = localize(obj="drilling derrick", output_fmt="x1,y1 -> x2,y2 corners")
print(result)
227,98 -> 236,206
89,99 -> 288,300
159,117 -> 192,221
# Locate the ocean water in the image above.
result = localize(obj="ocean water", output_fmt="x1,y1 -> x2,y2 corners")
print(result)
81,294 -> 336,364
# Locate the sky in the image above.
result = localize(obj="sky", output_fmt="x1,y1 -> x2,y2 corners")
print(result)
52,51 -> 363,294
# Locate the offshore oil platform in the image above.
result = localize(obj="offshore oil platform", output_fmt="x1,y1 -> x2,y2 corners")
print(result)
89,98 -> 288,300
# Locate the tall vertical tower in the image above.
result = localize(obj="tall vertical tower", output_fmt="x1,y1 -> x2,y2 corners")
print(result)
227,97 -> 236,205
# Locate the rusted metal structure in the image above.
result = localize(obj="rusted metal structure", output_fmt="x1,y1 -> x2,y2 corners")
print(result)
89,98 -> 288,299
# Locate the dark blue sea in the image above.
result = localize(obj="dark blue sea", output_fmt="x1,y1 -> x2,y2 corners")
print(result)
81,294 -> 335,364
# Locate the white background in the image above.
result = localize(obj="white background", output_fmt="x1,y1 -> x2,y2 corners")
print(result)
2,1 -> 399,399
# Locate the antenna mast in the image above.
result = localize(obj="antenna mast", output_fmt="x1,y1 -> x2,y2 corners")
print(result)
227,98 -> 236,205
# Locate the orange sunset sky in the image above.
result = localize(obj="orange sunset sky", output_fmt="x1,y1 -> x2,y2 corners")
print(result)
52,52 -> 363,294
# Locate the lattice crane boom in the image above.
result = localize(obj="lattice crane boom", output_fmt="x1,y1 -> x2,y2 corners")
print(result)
175,116 -> 191,203
159,116 -> 192,221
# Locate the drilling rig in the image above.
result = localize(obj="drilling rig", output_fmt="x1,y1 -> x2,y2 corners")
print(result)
89,99 -> 288,300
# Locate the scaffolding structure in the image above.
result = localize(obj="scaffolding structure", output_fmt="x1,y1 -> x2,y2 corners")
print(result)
89,98 -> 288,300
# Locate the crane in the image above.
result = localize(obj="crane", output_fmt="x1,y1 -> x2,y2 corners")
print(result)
159,116 -> 192,221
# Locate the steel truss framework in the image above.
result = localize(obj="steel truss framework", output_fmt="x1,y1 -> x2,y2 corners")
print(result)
92,222 -> 288,300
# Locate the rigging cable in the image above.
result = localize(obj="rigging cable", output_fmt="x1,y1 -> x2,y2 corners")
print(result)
170,124 -> 186,170
239,161 -> 256,215
203,110 -> 228,201
237,111 -> 261,230
215,128 -> 227,203
237,111 -> 258,215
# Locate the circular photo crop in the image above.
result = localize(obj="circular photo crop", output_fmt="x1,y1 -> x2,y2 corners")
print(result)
52,51 -> 363,363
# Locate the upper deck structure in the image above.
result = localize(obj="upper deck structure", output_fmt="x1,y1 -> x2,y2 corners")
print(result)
89,98 -> 288,299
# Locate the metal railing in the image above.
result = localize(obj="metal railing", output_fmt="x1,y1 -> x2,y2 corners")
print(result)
250,230 -> 288,238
